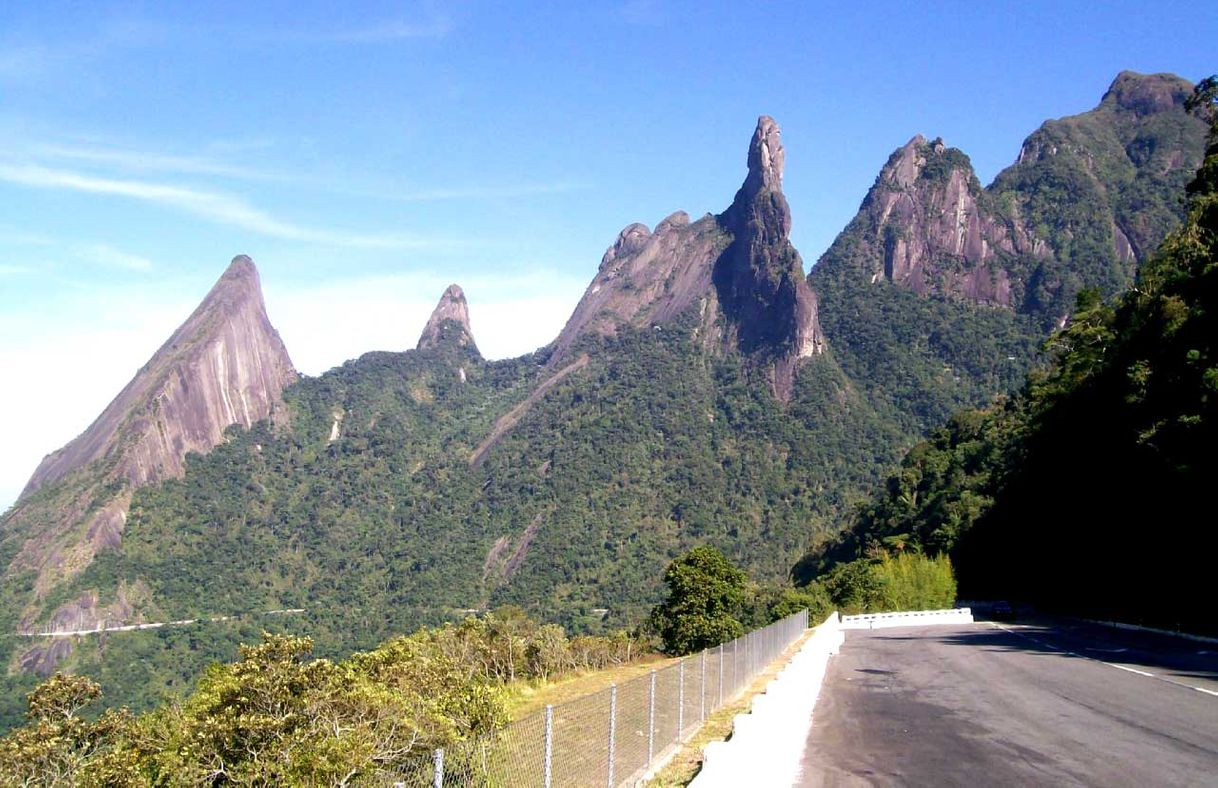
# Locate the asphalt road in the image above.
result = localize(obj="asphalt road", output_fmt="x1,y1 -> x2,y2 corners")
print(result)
798,619 -> 1218,787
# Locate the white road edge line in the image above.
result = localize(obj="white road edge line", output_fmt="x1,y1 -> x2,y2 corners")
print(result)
986,622 -> 1218,698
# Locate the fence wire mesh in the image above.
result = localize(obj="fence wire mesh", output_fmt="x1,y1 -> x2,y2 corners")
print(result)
393,609 -> 808,787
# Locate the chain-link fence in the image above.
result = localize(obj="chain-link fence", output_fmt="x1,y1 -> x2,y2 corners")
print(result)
392,609 -> 809,787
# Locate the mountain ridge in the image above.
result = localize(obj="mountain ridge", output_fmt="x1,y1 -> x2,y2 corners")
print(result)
2,255 -> 295,668
0,71 -> 1207,726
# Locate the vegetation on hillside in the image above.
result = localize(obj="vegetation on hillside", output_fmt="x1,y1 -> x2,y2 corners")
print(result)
1,72 -> 1204,735
0,310 -> 897,728
809,73 -> 1205,439
801,79 -> 1218,633
0,607 -> 651,785
0,548 -> 821,783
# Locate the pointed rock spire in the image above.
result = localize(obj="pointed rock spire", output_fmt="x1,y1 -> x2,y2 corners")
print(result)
417,284 -> 479,353
744,114 -> 785,195
22,254 -> 295,499
715,115 -> 824,401
9,255 -> 296,668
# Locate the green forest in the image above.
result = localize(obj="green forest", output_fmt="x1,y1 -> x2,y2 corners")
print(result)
0,543 -> 958,785
800,79 -> 1218,635
0,72 -> 1209,738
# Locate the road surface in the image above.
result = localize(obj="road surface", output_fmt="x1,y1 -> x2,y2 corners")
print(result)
799,619 -> 1218,786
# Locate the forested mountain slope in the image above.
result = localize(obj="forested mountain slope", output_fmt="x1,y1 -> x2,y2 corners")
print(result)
0,117 -> 896,723
0,73 -> 1208,725
809,71 -> 1206,434
803,78 -> 1218,634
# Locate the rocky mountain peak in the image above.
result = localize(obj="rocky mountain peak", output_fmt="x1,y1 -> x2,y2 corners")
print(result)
1101,71 -> 1192,117
600,223 -> 653,270
8,256 -> 296,661
847,135 -> 1019,306
716,115 -> 824,400
742,115 -> 785,195
551,115 -> 823,401
882,135 -> 929,188
417,284 -> 478,353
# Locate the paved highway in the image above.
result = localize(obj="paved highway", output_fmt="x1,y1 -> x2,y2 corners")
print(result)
798,619 -> 1218,786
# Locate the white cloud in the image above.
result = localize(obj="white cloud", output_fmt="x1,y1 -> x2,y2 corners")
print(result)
34,142 -> 283,181
0,163 -> 461,250
384,182 -> 589,202
0,267 -> 590,513
320,17 -> 453,43
265,270 -> 586,373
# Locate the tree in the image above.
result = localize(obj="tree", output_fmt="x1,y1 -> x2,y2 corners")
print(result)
0,673 -> 143,787
649,546 -> 748,655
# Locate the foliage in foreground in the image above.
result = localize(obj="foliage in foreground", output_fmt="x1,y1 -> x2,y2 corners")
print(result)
0,607 -> 649,786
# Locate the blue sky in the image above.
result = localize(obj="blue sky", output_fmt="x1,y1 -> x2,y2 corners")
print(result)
0,0 -> 1214,509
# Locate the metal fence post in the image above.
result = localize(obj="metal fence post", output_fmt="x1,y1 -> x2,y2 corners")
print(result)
433,748 -> 444,788
607,684 -> 617,788
677,660 -> 685,738
700,650 -> 706,722
718,643 -> 724,705
647,670 -> 655,765
544,705 -> 553,788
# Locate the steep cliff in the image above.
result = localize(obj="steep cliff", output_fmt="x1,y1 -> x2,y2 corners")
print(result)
552,115 -> 823,400
715,116 -> 824,399
1,256 -> 295,662
809,71 -> 1207,433
815,71 -> 1204,321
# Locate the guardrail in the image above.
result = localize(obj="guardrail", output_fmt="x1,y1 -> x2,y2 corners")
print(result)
840,608 -> 972,630
692,611 -> 844,787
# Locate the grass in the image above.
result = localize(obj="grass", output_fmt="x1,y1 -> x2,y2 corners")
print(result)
646,629 -> 814,787
505,652 -> 679,719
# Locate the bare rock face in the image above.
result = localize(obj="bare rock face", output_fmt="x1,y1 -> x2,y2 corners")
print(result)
551,116 -> 823,401
1101,70 -> 1192,118
822,71 -> 1205,321
862,135 -> 1019,306
550,212 -> 730,363
417,284 -> 478,354
3,255 -> 295,664
22,256 -> 295,497
716,116 -> 825,399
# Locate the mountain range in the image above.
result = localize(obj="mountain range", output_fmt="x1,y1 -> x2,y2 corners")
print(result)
0,70 -> 1206,723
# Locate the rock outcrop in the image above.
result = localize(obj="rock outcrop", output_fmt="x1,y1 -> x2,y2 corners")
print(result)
850,135 -> 1021,306
551,116 -> 823,401
3,255 -> 295,657
814,71 -> 1206,322
417,284 -> 479,354
21,256 -> 295,499
715,116 -> 825,399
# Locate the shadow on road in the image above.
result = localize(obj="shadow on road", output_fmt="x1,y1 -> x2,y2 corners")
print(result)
871,621 -> 1218,683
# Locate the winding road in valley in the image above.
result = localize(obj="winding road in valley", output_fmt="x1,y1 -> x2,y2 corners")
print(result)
799,619 -> 1218,786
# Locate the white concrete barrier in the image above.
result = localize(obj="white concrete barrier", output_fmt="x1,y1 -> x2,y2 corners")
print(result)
689,612 -> 844,787
840,607 -> 973,630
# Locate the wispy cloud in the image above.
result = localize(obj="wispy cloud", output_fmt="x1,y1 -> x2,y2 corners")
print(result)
0,226 -> 55,246
0,18 -> 171,86
319,17 -> 453,43
620,0 -> 666,26
0,163 -> 461,250
0,264 -> 35,276
74,242 -> 154,272
34,142 -> 283,182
